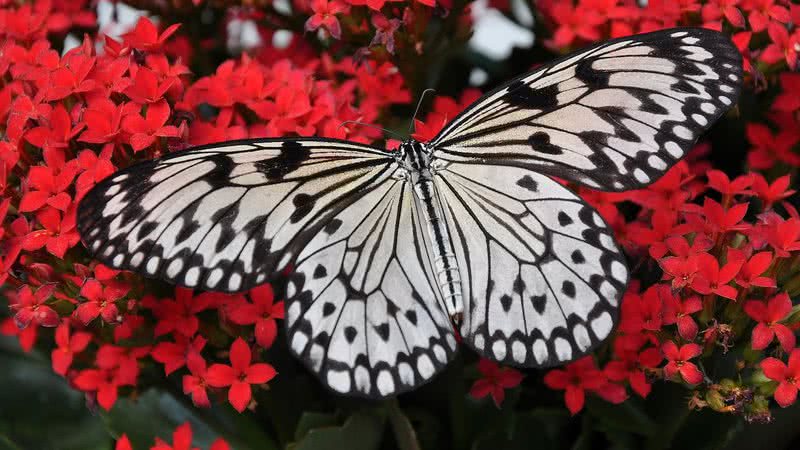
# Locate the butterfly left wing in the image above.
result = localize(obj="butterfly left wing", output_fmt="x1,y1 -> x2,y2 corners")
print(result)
77,138 -> 397,293
431,28 -> 742,191
433,161 -> 627,367
285,172 -> 457,398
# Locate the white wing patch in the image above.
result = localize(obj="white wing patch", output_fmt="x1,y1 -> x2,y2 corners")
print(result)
432,28 -> 742,191
434,162 -> 627,367
285,177 -> 457,398
78,139 -> 395,293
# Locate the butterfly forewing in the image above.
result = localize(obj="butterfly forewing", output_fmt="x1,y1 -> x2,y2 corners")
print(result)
286,174 -> 456,397
431,28 -> 742,191
77,139 -> 396,293
433,162 -> 627,367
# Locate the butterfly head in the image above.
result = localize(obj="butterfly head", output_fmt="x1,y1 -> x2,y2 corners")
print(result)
398,139 -> 431,173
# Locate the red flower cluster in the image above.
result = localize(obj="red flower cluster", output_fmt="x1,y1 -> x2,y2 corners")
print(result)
116,422 -> 229,450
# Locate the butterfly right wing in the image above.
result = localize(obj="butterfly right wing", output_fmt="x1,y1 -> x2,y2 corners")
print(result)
77,138 -> 397,293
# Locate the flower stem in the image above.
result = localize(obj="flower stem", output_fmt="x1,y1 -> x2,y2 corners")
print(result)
386,398 -> 421,450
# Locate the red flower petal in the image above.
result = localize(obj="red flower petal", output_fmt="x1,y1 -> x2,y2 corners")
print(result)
228,380 -> 252,412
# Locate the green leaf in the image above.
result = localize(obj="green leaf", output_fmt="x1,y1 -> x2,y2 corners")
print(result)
103,389 -> 278,450
294,412 -> 339,441
291,409 -> 386,450
585,396 -> 656,436
0,337 -> 110,450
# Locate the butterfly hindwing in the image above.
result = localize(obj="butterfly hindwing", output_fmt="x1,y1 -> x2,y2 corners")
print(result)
434,162 -> 627,367
286,173 -> 457,397
431,28 -> 742,191
77,138 -> 396,293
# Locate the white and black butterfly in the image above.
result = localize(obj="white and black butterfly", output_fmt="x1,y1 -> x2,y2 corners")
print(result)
78,28 -> 742,398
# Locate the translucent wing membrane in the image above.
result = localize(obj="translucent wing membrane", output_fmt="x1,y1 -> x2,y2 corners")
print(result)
431,28 -> 742,191
77,139 -> 395,293
434,162 -> 628,367
285,176 -> 457,397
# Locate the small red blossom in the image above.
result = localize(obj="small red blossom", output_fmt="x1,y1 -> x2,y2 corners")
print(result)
305,0 -> 348,40
662,294 -> 703,340
152,422 -> 198,450
205,338 -> 277,412
761,349 -> 800,407
122,99 -> 181,151
662,342 -> 703,385
760,22 -> 799,69
122,16 -> 180,52
731,249 -> 775,288
543,356 -> 605,415
690,252 -> 743,300
744,293 -> 795,352
151,288 -> 216,337
751,174 -> 795,209
183,352 -> 211,408
76,278 -> 130,324
227,285 -> 284,349
152,334 -> 207,375
469,358 -> 524,407
773,73 -> 800,113
9,284 -> 58,329
115,435 -> 132,450
51,322 -> 92,375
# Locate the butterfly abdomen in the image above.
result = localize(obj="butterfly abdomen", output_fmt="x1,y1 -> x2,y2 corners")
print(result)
401,140 -> 464,323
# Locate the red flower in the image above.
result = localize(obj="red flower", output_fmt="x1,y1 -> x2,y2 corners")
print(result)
706,170 -> 752,197
543,356 -> 606,415
9,284 -> 58,329
124,66 -> 175,105
690,252 -> 743,300
76,278 -> 130,325
619,285 -> 666,334
75,147 -> 116,195
546,3 -> 605,49
79,100 -> 137,144
761,349 -> 800,407
662,294 -> 703,340
152,288 -> 216,337
745,0 -> 791,32
702,0 -> 745,28
227,285 -> 284,349
731,249 -> 775,288
18,155 -> 78,213
73,368 -> 124,410
152,422 -> 198,450
122,99 -> 181,151
605,338 -> 662,398
24,104 -> 84,152
746,123 -> 800,169
469,358 -> 524,407
35,208 -> 80,259
767,218 -> 800,257
305,0 -> 348,39
152,334 -> 207,375
662,342 -> 703,385
115,435 -> 132,450
183,352 -> 211,408
51,322 -> 92,375
773,73 -> 800,113
122,17 -> 181,52
205,338 -> 276,412
751,174 -> 795,209
744,293 -> 795,352
761,22 -> 799,69
660,254 -> 701,290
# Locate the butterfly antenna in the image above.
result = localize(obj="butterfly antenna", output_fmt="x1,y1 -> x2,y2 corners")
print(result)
338,120 -> 406,141
409,88 -> 436,134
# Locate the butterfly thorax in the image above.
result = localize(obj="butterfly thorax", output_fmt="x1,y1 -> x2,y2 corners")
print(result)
398,140 -> 464,325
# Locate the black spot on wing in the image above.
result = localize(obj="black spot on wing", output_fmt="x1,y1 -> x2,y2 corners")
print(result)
256,140 -> 310,180
505,80 -> 559,109
290,193 -> 315,223
516,175 -> 538,192
528,131 -> 563,155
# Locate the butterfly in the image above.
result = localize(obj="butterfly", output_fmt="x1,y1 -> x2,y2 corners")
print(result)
77,28 -> 742,398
